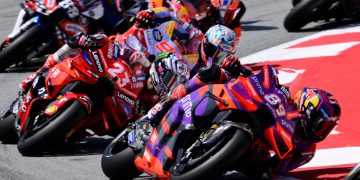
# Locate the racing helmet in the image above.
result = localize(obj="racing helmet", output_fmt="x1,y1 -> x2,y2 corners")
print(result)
149,52 -> 190,99
200,25 -> 238,66
294,88 -> 341,143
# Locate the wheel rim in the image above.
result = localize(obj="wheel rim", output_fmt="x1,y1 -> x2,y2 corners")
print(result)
172,130 -> 232,174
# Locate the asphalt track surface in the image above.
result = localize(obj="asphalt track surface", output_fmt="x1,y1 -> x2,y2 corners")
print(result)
0,0 -> 355,179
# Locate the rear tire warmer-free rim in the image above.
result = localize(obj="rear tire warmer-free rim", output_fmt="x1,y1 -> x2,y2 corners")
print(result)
171,128 -> 252,180
17,100 -> 87,156
0,24 -> 46,71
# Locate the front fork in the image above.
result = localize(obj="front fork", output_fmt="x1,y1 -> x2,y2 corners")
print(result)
12,9 -> 28,35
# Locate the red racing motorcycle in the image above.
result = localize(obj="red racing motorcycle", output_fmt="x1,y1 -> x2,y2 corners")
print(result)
1,17 -> 197,155
14,37 -> 152,155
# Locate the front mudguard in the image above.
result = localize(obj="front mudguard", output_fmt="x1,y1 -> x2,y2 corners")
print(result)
43,91 -> 93,117
201,121 -> 254,148
19,91 -> 92,134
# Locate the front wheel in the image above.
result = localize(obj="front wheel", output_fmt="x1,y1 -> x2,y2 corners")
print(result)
284,0 -> 328,32
101,129 -> 142,180
171,128 -> 252,179
0,24 -> 47,71
17,100 -> 87,156
292,0 -> 302,6
0,114 -> 19,144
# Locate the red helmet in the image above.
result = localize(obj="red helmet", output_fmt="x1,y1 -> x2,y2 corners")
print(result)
294,88 -> 341,143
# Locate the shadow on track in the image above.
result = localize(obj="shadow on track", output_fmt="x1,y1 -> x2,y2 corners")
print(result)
286,19 -> 360,33
30,136 -> 114,157
242,20 -> 278,31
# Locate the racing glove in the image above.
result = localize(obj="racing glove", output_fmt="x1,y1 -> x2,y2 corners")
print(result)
135,9 -> 155,28
67,33 -> 108,50
221,54 -> 252,77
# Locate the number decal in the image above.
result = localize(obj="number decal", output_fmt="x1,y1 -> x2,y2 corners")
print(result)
155,41 -> 176,52
108,63 -> 130,88
264,94 -> 286,117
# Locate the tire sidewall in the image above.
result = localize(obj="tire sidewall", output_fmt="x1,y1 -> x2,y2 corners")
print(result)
17,100 -> 87,155
0,114 -> 19,144
284,0 -> 329,31
171,129 -> 252,180
101,132 -> 141,180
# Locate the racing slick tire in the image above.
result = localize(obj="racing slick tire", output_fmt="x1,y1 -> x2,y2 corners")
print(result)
170,128 -> 252,179
17,100 -> 87,156
101,131 -> 142,180
284,0 -> 328,32
0,114 -> 19,144
0,24 -> 46,71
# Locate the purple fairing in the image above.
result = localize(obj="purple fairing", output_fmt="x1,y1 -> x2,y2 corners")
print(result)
140,65 -> 309,174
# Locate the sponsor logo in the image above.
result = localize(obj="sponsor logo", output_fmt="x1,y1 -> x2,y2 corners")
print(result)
117,92 -> 135,106
153,29 -> 163,42
131,82 -> 144,89
114,44 -> 120,59
86,69 -> 99,78
136,75 -> 146,81
92,51 -> 104,73
181,95 -> 192,118
107,43 -> 114,59
64,23 -> 87,34
145,31 -> 154,46
82,52 -> 93,66
251,76 -> 264,95
281,119 -> 295,133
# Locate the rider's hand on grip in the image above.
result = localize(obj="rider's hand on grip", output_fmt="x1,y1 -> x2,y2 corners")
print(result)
135,10 -> 155,28
221,54 -> 241,77
67,33 -> 104,50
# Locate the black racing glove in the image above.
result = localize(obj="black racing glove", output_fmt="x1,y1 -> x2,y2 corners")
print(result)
67,33 -> 103,50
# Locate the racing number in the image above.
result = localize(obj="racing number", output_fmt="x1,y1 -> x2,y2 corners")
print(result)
108,63 -> 130,88
264,94 -> 286,117
155,41 -> 175,52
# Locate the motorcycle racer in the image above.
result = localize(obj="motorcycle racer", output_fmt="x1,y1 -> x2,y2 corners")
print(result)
268,87 -> 341,177
147,25 -> 242,101
180,0 -> 246,37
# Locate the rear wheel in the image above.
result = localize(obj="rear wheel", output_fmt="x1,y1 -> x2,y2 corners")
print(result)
171,128 -> 252,179
17,100 -> 87,156
101,130 -> 142,180
284,0 -> 328,32
0,24 -> 47,71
